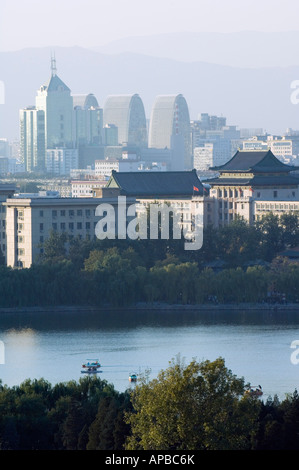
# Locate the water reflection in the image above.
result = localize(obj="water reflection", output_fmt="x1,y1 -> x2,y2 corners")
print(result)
0,308 -> 298,332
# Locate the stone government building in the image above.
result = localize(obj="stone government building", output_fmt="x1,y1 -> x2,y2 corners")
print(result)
0,150 -> 298,268
206,149 -> 299,226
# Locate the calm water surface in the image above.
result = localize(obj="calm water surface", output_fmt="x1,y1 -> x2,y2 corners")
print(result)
0,308 -> 299,400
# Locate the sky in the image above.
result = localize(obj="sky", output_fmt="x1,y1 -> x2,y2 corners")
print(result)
1,0 -> 299,51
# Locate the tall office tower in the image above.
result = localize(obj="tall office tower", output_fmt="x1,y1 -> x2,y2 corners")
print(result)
19,106 -> 45,172
73,93 -> 103,146
148,94 -> 192,170
35,56 -> 74,149
103,94 -> 148,148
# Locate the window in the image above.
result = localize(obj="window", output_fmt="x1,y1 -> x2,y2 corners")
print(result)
60,222 -> 66,231
52,210 -> 57,217
60,210 -> 66,216
274,190 -> 278,198
86,222 -> 91,230
77,209 -> 82,216
40,223 -> 44,232
69,210 -> 74,217
39,210 -> 44,217
85,209 -> 91,217
52,223 -> 57,231
77,222 -> 82,230
69,222 -> 74,230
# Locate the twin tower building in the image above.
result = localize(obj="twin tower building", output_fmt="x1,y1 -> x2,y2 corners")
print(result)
20,57 -> 192,174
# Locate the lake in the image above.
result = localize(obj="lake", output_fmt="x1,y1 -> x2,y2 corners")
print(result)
0,307 -> 299,400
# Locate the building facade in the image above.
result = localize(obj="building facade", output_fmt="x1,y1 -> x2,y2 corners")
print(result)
4,195 -> 135,268
73,93 -> 103,147
35,58 -> 74,150
207,150 -> 299,226
103,94 -> 148,149
19,107 -> 46,172
148,94 -> 192,170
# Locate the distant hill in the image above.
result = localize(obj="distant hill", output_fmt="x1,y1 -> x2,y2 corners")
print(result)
94,31 -> 299,68
1,45 -> 299,140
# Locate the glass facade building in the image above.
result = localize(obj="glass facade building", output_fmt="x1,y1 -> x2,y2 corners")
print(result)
35,72 -> 74,149
19,107 -> 45,172
73,93 -> 103,146
103,94 -> 147,148
148,94 -> 192,170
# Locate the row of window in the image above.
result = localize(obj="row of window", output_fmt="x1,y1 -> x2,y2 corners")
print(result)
216,189 -> 297,199
256,203 -> 299,211
40,221 -> 96,232
39,209 -> 94,218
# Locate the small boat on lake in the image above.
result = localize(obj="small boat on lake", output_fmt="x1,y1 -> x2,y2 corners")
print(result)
81,359 -> 101,374
129,373 -> 137,382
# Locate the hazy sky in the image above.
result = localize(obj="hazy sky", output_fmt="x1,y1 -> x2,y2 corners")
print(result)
1,0 -> 299,51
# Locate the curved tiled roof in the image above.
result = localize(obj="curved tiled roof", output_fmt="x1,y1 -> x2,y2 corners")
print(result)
210,150 -> 297,173
107,169 -> 204,197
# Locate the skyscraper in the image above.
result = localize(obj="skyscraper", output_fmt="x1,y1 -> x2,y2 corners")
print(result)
20,56 -> 77,173
148,94 -> 192,170
19,106 -> 45,172
73,93 -> 103,147
103,94 -> 147,148
35,55 -> 74,149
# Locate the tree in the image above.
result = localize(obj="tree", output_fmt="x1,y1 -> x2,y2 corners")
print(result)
280,213 -> 299,248
125,356 -> 260,450
255,213 -> 284,261
39,230 -> 68,264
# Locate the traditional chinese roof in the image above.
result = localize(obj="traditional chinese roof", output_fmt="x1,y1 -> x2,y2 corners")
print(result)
210,150 -> 297,173
106,169 -> 204,197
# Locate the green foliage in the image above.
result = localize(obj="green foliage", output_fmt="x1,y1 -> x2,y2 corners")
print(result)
0,211 -> 297,308
125,356 -> 260,450
0,360 -> 299,449
0,376 -> 131,450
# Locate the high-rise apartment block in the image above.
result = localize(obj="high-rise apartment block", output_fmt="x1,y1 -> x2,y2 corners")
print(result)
19,107 -> 45,171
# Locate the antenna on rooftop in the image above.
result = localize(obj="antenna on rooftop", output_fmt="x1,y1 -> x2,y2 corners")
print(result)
51,52 -> 57,77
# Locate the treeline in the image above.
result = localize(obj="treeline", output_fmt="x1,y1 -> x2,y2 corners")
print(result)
1,357 -> 299,450
0,213 -> 298,308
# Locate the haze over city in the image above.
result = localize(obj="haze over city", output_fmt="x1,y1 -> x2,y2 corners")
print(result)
2,0 -> 299,139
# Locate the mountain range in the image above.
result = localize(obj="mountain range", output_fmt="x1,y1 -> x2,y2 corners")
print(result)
1,31 -> 299,141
